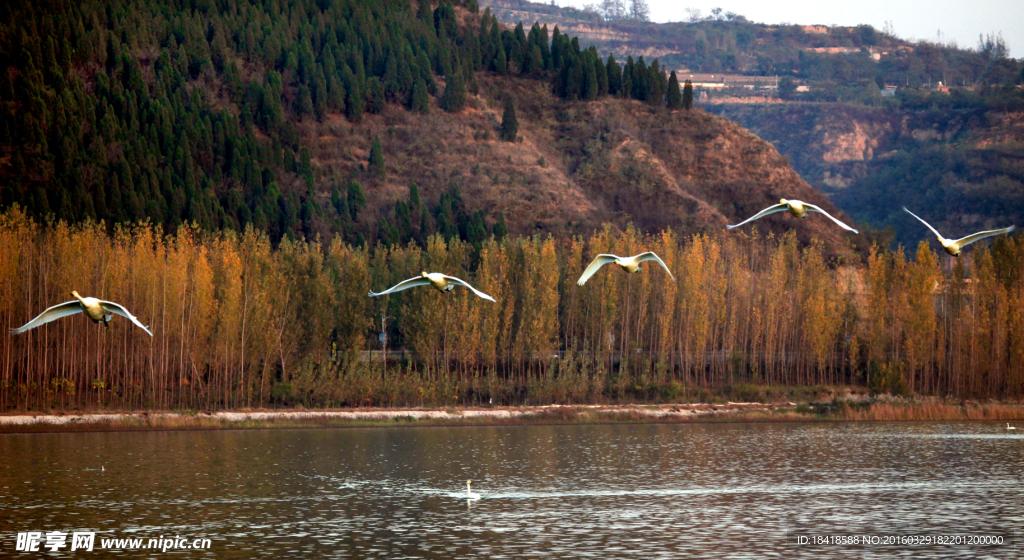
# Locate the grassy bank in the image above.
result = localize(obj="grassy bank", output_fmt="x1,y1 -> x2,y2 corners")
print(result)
3,397 -> 1024,434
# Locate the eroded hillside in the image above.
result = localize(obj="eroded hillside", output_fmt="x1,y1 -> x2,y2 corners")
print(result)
708,102 -> 1024,247
304,74 -> 865,254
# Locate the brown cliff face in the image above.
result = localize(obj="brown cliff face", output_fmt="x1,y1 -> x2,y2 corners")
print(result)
707,102 -> 1024,248
304,75 -> 862,256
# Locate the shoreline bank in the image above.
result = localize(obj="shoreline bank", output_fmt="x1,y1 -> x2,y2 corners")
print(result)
3,399 -> 1024,433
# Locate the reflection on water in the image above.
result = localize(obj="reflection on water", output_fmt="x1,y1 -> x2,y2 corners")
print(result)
1,422 -> 1023,558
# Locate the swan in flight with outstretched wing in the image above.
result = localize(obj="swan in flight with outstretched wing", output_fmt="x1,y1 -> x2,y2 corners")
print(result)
576,252 -> 675,286
11,291 -> 152,336
728,199 -> 858,233
368,272 -> 495,301
903,207 -> 1015,257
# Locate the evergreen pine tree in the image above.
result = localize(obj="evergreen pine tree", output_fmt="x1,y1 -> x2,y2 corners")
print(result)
526,45 -> 543,76
440,70 -> 466,113
501,96 -> 518,142
584,58 -> 598,100
494,45 -> 507,75
513,23 -> 528,71
409,183 -> 421,210
418,207 -> 434,245
622,56 -> 634,99
596,56 -> 608,96
378,216 -> 400,247
633,56 -> 648,101
347,180 -> 366,221
606,54 -> 621,96
493,212 -> 508,239
345,77 -> 364,122
466,211 -> 487,248
539,24 -> 551,68
395,200 -> 413,243
369,137 -> 385,179
331,182 -> 352,228
417,0 -> 432,23
328,75 -> 346,114
299,147 -> 314,189
667,71 -> 682,109
409,78 -> 429,113
294,84 -> 313,118
365,77 -> 385,114
683,79 -> 694,110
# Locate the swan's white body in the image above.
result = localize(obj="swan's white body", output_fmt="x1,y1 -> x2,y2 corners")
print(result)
728,199 -> 859,233
368,272 -> 495,302
1007,423 -> 1016,431
11,291 -> 152,336
466,480 -> 480,500
576,252 -> 675,286
904,207 -> 1015,257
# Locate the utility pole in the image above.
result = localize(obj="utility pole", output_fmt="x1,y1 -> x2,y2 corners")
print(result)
379,312 -> 391,383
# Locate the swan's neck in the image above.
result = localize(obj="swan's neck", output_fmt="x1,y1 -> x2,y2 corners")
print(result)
71,291 -> 85,304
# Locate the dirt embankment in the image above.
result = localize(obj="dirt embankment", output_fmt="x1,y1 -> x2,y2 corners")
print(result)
4,399 -> 1024,433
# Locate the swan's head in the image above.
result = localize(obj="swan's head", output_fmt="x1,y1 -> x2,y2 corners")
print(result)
421,271 -> 429,278
779,198 -> 788,205
71,290 -> 83,300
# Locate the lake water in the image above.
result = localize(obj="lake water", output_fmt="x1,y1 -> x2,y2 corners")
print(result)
1,421 -> 1022,558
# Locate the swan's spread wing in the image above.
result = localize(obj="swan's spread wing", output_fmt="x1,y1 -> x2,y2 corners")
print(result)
635,252 -> 675,280
441,276 -> 496,302
577,254 -> 619,286
903,207 -> 945,241
805,204 -> 859,233
11,301 -> 83,335
368,277 -> 432,297
953,225 -> 1016,249
100,301 -> 153,336
726,203 -> 788,229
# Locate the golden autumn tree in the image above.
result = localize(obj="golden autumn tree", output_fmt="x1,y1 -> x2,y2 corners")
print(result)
903,241 -> 940,393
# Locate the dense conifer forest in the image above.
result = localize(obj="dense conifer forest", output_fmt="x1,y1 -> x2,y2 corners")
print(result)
0,0 -> 686,245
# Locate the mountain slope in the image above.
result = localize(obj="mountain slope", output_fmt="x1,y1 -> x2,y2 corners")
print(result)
0,0 -> 861,255
708,102 -> 1024,248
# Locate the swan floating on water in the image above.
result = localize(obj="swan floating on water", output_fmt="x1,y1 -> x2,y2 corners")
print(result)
1007,423 -> 1016,431
904,207 -> 1015,256
576,252 -> 675,286
368,272 -> 495,301
466,480 -> 480,500
11,291 -> 152,336
728,199 -> 858,233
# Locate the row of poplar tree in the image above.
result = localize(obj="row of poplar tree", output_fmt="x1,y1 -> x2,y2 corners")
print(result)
4,207 -> 1024,411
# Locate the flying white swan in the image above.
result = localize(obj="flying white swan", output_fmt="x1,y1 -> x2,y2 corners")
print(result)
466,480 -> 480,500
368,272 -> 496,301
11,291 -> 152,336
1007,423 -> 1016,431
576,252 -> 675,286
727,199 -> 859,233
903,207 -> 1015,257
